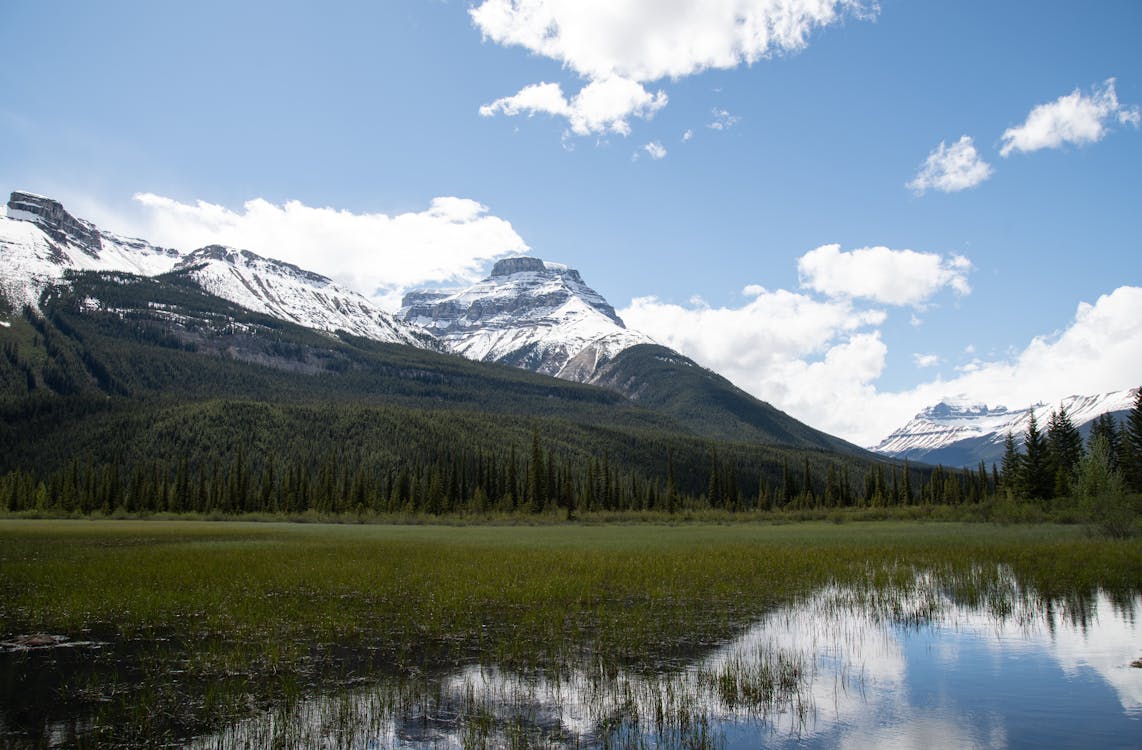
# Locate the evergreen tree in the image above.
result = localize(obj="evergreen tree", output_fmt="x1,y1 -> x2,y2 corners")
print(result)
1123,387 -> 1142,493
1073,434 -> 1133,538
1088,413 -> 1121,472
1020,411 -> 1051,501
1000,432 -> 1021,497
1046,405 -> 1084,497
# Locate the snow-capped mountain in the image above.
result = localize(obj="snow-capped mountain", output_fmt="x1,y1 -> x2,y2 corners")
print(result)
399,257 -> 655,381
1,191 -> 181,310
174,245 -> 440,349
1,191 -> 436,349
871,389 -> 1137,467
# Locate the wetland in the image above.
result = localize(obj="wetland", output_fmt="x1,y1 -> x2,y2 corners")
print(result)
0,520 -> 1139,748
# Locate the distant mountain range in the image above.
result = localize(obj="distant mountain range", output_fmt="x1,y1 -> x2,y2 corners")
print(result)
870,390 -> 1137,468
7,189 -> 1127,467
0,190 -> 863,454
1,191 -> 438,350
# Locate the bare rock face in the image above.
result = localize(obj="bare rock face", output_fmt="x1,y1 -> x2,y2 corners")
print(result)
490,257 -> 546,276
7,191 -> 103,257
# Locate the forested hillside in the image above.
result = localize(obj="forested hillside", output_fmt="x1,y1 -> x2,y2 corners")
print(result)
0,269 -> 908,516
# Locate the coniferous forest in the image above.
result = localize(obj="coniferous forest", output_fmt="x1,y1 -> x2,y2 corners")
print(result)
1,270 -> 1139,525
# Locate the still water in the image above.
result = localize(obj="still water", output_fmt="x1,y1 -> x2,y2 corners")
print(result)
194,570 -> 1141,749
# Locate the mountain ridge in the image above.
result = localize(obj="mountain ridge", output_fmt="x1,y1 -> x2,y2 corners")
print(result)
871,389 -> 1136,467
1,191 -> 437,349
1,190 -> 873,453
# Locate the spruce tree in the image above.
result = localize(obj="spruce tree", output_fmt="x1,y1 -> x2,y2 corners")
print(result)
1124,387 -> 1142,493
1020,411 -> 1051,501
1046,405 -> 1083,497
1000,431 -> 1021,497
1088,413 -> 1121,471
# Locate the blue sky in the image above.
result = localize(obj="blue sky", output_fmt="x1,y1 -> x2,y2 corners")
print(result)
2,0 -> 1140,444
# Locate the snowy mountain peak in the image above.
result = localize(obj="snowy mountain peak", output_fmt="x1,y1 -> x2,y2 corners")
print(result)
872,389 -> 1136,467
0,191 -> 438,351
177,244 -> 331,287
2,191 -> 182,310
7,191 -> 103,258
397,256 -> 654,380
171,244 -> 440,350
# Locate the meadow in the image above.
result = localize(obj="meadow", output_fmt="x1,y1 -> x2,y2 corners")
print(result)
1,519 -> 1139,747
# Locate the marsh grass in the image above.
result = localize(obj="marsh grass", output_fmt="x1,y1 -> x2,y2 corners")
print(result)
0,520 -> 1139,747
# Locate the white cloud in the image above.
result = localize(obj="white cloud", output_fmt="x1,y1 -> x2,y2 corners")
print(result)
472,0 -> 871,136
620,285 -> 889,441
682,129 -> 694,142
622,248 -> 1141,446
797,244 -> 972,307
1000,78 -> 1140,157
479,77 -> 668,136
707,108 -> 740,130
643,141 -> 667,160
127,193 -> 528,310
907,135 -> 993,194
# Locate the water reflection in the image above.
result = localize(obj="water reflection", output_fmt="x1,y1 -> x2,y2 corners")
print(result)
193,567 -> 1142,749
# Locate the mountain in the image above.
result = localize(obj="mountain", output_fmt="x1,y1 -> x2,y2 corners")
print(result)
173,245 -> 440,350
399,257 -> 654,381
0,268 -> 890,508
871,390 -> 1137,467
1,191 -> 435,349
1,191 -> 181,310
400,257 -> 868,453
1,191 -> 867,454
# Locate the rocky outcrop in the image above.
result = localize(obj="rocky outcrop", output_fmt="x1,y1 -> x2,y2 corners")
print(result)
7,191 -> 103,257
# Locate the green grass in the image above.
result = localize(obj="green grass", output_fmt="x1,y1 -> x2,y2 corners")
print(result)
0,519 -> 1139,747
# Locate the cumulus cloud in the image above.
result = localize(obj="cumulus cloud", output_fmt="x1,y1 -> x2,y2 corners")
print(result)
129,193 -> 528,309
621,283 -> 1142,446
907,135 -> 993,194
913,353 -> 941,368
797,244 -> 972,307
1000,78 -> 1140,157
642,141 -> 667,160
471,0 -> 871,136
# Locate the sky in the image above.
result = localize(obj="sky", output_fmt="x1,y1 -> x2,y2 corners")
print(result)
1,0 -> 1140,446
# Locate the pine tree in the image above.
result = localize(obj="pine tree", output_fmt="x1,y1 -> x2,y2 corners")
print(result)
1123,387 -> 1142,493
1020,411 -> 1051,501
1088,413 -> 1121,472
1000,432 -> 1021,497
1046,405 -> 1084,497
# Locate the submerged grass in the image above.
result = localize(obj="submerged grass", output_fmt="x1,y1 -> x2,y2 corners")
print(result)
0,520 -> 1139,747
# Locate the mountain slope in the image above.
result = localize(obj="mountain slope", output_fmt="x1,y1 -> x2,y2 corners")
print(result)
1,191 -> 181,310
589,344 -> 870,454
871,390 -> 1136,467
400,256 -> 868,454
174,245 -> 440,349
1,191 -> 435,349
0,268 -> 890,504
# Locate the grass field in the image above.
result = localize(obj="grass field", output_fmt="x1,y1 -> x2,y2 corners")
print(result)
1,519 -> 1139,747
